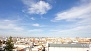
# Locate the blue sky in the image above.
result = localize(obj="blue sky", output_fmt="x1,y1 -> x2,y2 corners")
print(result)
0,0 -> 91,37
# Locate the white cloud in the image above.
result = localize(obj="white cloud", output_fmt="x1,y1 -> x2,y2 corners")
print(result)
50,25 -> 91,35
0,19 -> 17,24
30,17 -> 35,20
0,20 -> 23,31
49,29 -> 58,32
50,0 -> 91,37
52,2 -> 91,22
0,19 -> 27,37
32,23 -> 40,27
28,29 -> 43,32
0,19 -> 45,37
22,0 -> 52,15
0,24 -> 23,31
60,25 -> 91,34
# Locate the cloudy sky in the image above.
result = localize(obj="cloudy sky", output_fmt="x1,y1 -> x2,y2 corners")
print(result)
0,0 -> 91,37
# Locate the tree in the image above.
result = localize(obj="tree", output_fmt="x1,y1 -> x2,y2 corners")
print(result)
5,36 -> 14,51
0,40 -> 2,46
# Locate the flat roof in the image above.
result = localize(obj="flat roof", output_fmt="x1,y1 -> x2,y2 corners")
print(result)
48,43 -> 89,48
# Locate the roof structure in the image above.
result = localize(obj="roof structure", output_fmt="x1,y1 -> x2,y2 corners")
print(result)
48,43 -> 89,48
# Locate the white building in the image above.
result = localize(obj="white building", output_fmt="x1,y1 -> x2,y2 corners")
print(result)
89,44 -> 91,51
48,43 -> 89,51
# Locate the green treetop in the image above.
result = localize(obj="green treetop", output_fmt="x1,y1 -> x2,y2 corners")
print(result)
5,36 -> 14,51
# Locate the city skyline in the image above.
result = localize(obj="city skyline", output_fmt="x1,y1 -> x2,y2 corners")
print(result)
0,0 -> 91,37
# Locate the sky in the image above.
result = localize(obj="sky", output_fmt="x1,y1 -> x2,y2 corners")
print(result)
0,0 -> 91,37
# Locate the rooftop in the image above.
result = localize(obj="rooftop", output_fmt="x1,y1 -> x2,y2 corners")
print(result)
48,43 -> 89,48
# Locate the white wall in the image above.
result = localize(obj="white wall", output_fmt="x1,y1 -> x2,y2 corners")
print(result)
49,47 -> 89,51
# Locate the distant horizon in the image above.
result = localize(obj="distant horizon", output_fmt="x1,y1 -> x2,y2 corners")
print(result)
0,35 -> 91,38
0,0 -> 91,37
